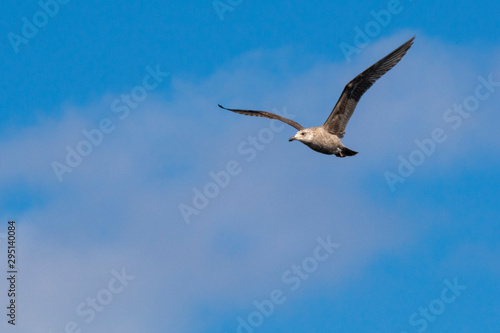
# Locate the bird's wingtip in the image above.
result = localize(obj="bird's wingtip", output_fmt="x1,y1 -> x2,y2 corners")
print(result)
218,104 -> 225,109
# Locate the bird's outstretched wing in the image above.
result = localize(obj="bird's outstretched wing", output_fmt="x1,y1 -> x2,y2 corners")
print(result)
322,36 -> 415,138
218,104 -> 305,130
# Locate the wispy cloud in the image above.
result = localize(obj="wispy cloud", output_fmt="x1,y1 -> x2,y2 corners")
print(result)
1,34 -> 499,332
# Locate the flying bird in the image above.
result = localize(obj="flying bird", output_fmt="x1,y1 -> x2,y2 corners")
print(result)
218,36 -> 414,157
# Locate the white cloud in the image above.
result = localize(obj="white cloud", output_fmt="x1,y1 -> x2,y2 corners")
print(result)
1,34 -> 499,332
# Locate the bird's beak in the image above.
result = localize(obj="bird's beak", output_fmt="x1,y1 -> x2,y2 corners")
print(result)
288,136 -> 296,142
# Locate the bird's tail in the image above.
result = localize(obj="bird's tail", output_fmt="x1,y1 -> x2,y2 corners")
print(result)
339,147 -> 358,157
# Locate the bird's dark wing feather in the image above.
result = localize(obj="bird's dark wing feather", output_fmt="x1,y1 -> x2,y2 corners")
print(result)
218,104 -> 305,130
322,36 -> 415,138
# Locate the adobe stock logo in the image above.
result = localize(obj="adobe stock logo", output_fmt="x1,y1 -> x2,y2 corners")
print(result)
229,235 -> 340,333
51,64 -> 169,182
399,278 -> 466,333
339,0 -> 406,62
384,73 -> 500,191
178,106 -> 294,224
7,0 -> 71,54
213,0 -> 243,21
52,267 -> 135,333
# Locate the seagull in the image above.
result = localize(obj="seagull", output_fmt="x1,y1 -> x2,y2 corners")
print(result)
218,36 -> 414,157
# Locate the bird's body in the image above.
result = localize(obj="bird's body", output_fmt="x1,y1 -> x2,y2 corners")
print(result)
219,36 -> 415,158
290,127 -> 348,156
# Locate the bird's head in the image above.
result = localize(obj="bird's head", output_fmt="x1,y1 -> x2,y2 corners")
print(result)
289,129 -> 314,143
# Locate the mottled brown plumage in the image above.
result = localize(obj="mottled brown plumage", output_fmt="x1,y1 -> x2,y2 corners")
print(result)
219,37 -> 415,157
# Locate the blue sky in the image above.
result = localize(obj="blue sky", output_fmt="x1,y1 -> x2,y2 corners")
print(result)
0,0 -> 499,332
